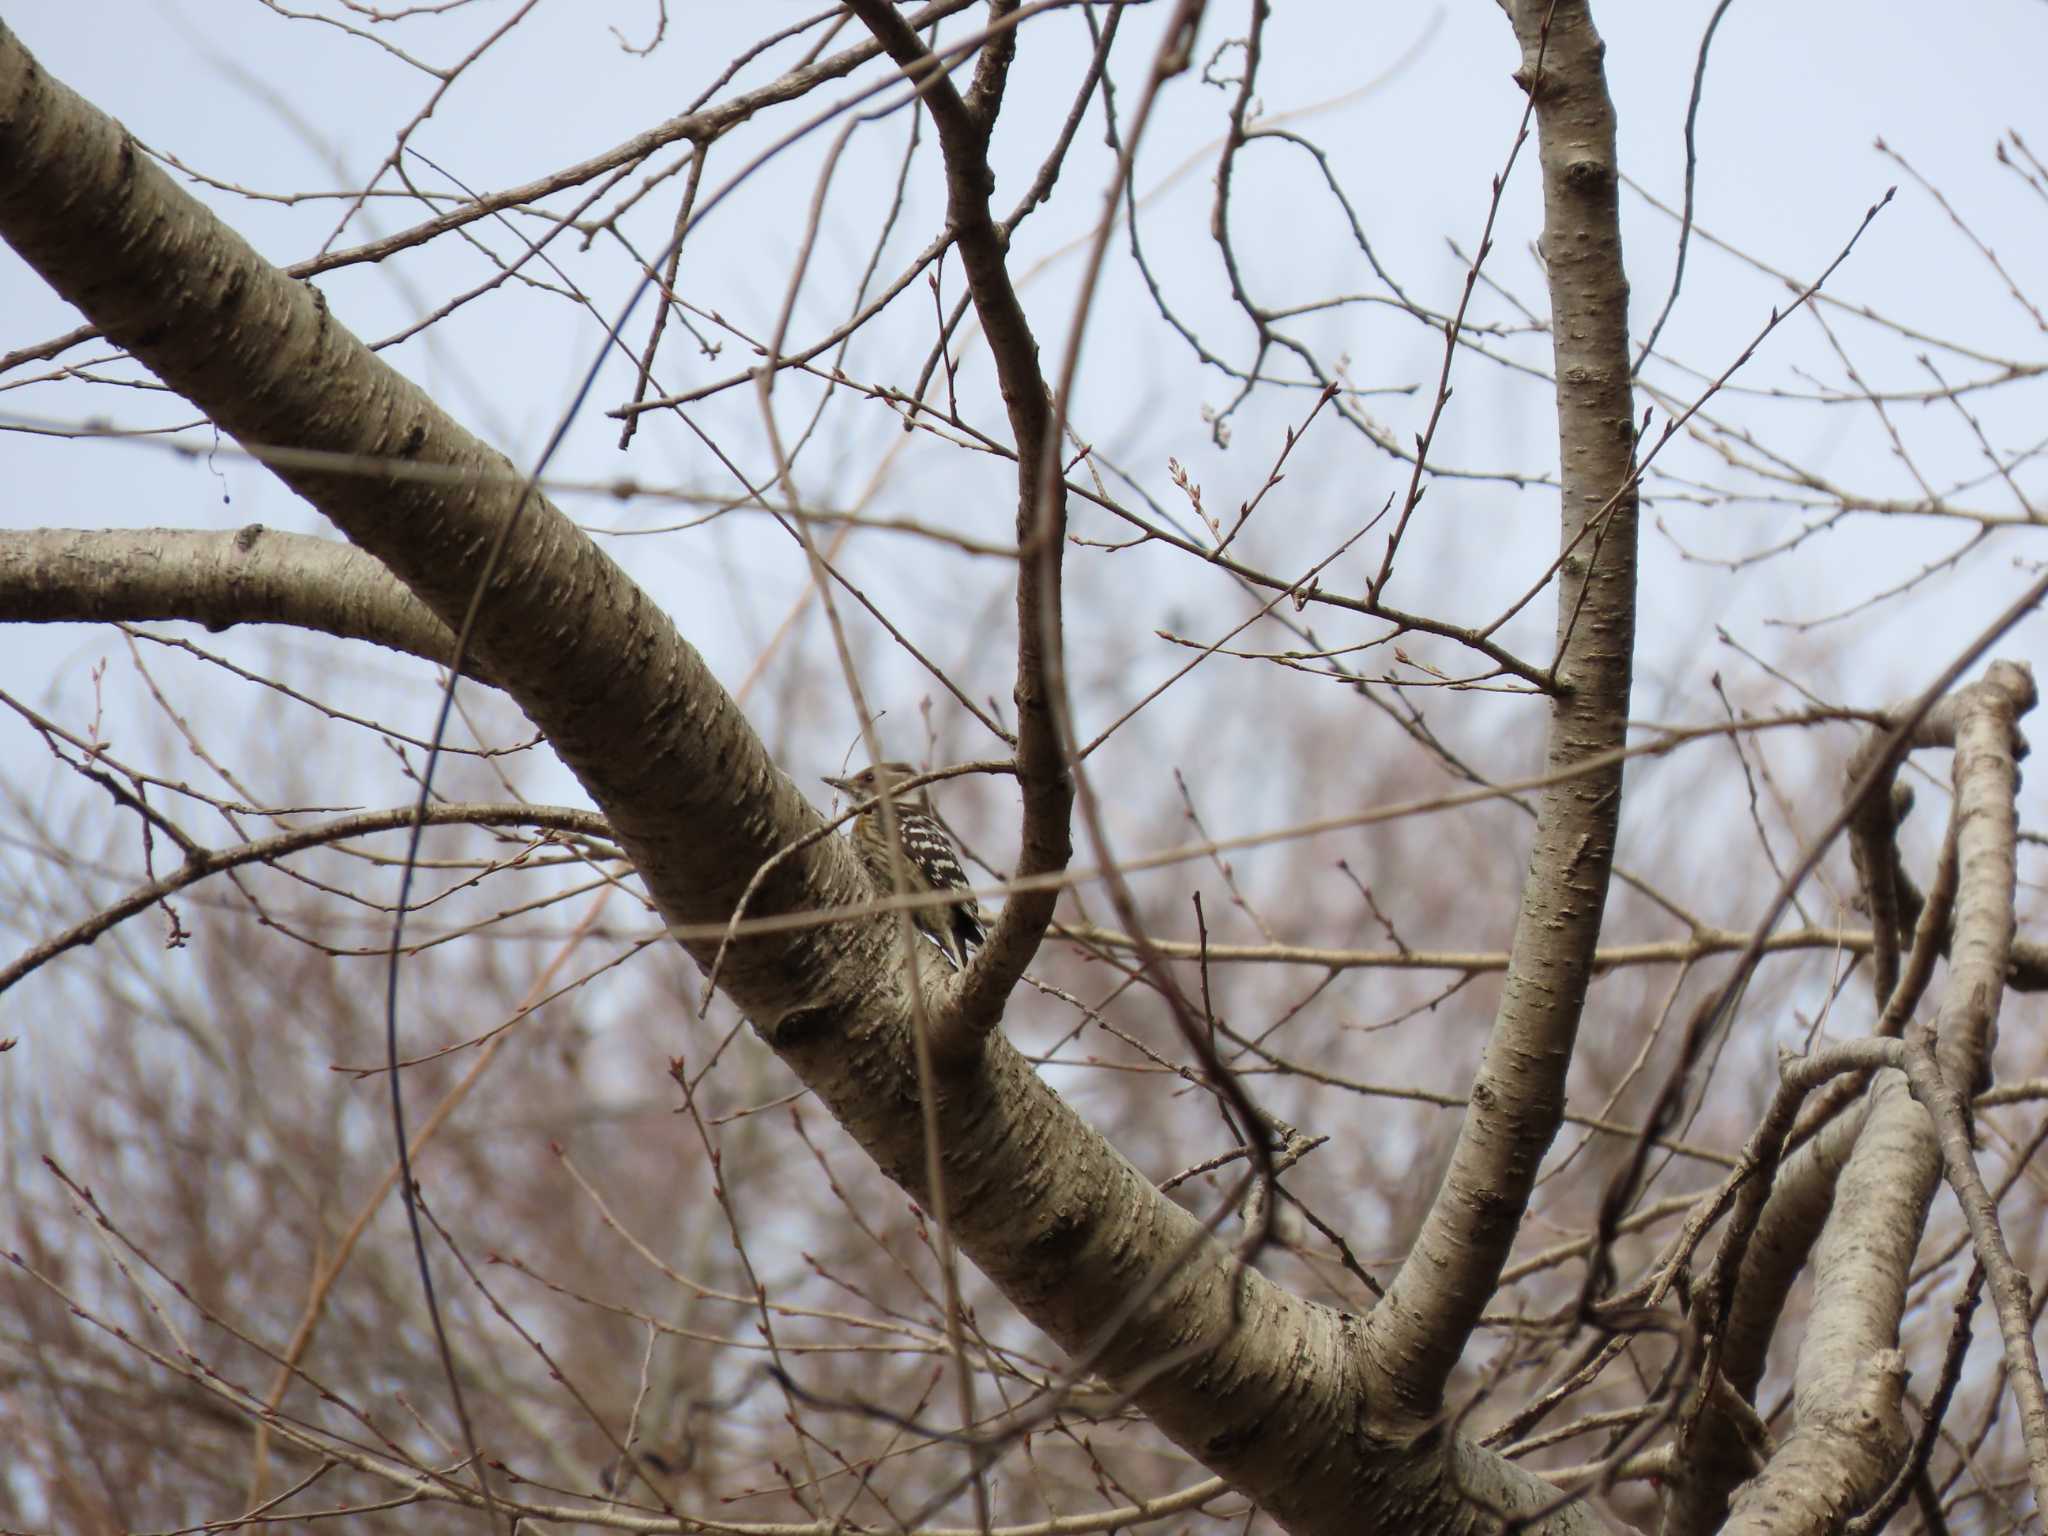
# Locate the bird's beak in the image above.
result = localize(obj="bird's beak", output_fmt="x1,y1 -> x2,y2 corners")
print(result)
822,773 -> 851,793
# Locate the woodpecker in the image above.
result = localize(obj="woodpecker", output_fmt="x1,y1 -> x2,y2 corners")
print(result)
824,762 -> 987,970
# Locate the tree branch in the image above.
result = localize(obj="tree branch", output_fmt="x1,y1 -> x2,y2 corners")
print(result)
1898,662 -> 2045,1514
0,525 -> 481,678
1363,0 -> 1640,1420
0,802 -> 614,999
1708,662 -> 2035,1533
841,0 -> 1072,1052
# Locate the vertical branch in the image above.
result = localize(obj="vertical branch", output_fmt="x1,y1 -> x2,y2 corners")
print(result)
1363,0 -> 1639,1419
1711,664 -> 2034,1533
1900,660 -> 2043,1511
842,0 -> 1071,1046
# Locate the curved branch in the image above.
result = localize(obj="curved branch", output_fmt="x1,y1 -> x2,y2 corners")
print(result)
1897,662 -> 2044,1512
1362,0 -> 1640,1420
0,802 -> 615,999
841,0 -> 1072,1050
1699,662 -> 2037,1533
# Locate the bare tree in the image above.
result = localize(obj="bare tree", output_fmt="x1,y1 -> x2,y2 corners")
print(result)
1,5 -> 2044,1535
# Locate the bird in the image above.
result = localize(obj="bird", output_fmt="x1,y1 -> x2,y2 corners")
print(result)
823,761 -> 987,970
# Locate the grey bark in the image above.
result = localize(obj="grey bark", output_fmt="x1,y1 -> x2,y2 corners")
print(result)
0,524 -> 475,677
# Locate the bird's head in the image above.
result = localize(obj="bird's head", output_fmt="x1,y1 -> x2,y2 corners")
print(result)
823,761 -> 926,806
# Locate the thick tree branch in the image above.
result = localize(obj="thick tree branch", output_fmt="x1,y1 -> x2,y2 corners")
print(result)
841,0 -> 1072,1049
1718,1071 -> 1925,1533
1898,662 -> 2044,1512
0,525 -> 479,678
1710,662 -> 2036,1533
1666,812 -> 1960,1533
1363,0 -> 1639,1420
